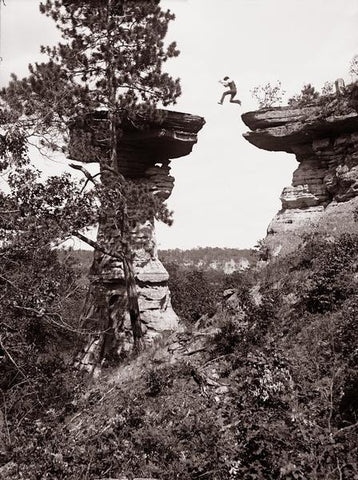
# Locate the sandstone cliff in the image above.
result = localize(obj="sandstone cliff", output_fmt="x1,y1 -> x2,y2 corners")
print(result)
242,90 -> 358,254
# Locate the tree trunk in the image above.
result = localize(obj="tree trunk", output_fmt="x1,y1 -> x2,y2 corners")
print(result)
74,240 -> 142,373
122,255 -> 144,353
75,0 -> 144,373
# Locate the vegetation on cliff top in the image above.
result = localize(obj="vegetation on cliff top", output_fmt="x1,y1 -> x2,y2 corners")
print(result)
251,53 -> 358,110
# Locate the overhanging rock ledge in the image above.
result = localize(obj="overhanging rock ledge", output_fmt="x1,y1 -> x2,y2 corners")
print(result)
242,95 -> 358,254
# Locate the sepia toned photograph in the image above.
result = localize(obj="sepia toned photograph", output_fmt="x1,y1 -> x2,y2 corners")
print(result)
0,1 -> 357,478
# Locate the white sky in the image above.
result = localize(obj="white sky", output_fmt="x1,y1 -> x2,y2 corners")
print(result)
1,0 -> 358,249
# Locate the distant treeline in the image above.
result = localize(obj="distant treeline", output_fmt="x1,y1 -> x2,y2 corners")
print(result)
159,246 -> 255,272
58,246 -> 255,273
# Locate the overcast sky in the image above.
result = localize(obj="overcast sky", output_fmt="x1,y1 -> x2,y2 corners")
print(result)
1,0 -> 358,249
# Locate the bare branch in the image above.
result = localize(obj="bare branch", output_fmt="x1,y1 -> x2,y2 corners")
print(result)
0,337 -> 30,383
0,274 -> 20,290
11,304 -> 109,335
72,230 -> 123,261
69,163 -> 100,186
333,421 -> 358,436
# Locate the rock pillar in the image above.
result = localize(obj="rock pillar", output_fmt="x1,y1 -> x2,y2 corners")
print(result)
69,110 -> 205,350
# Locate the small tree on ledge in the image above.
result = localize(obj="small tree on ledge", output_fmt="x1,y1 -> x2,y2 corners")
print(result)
250,81 -> 286,109
288,83 -> 320,107
349,54 -> 358,80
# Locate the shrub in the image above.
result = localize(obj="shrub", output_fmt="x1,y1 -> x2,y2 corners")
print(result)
297,233 -> 358,314
165,263 -> 225,324
0,243 -> 87,472
321,81 -> 334,96
288,83 -> 320,107
144,362 -> 191,397
349,54 -> 358,78
251,81 -> 285,109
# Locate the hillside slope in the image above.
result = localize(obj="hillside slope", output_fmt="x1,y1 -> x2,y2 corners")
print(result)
3,232 -> 357,480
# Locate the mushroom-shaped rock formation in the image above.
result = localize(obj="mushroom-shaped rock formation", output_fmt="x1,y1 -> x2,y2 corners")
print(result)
242,94 -> 358,254
70,110 -> 205,348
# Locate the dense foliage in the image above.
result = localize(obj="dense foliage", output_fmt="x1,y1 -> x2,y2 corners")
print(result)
165,263 -> 226,324
349,54 -> 358,79
3,0 -> 181,148
0,242 -> 88,470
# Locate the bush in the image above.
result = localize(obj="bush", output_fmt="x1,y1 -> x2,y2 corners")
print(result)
297,233 -> 358,314
349,54 -> 358,78
165,263 -> 226,324
204,233 -> 358,479
0,243 -> 88,471
145,362 -> 191,397
251,81 -> 285,109
288,83 -> 320,107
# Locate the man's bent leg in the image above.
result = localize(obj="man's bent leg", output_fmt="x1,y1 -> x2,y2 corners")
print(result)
230,91 -> 241,105
219,90 -> 231,104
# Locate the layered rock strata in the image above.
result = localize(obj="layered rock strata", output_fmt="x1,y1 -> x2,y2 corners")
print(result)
69,110 -> 205,344
242,96 -> 358,254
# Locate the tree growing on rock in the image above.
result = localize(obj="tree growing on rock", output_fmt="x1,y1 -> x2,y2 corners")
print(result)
321,81 -> 334,96
250,81 -> 285,109
0,125 -> 93,456
349,54 -> 358,80
288,83 -> 320,107
1,0 -> 181,371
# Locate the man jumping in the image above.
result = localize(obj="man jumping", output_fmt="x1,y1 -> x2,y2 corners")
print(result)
218,76 -> 241,105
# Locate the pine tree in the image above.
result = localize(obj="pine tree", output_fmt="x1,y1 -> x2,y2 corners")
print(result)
1,0 -> 181,370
